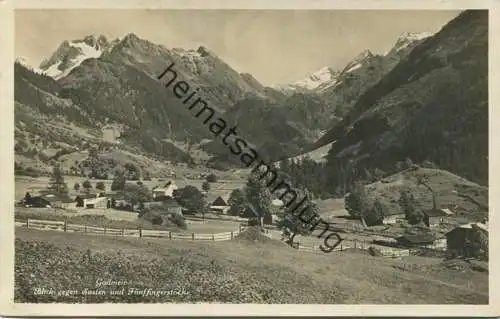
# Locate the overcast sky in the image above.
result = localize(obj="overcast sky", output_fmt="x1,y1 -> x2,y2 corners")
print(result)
15,9 -> 460,86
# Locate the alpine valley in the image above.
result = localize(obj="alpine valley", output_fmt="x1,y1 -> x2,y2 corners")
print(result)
15,10 -> 487,191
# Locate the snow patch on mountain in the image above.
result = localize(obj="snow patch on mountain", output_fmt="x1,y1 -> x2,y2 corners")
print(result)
345,63 -> 362,73
39,35 -> 109,80
276,66 -> 338,92
387,31 -> 435,55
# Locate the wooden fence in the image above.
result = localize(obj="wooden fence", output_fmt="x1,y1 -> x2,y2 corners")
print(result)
294,239 -> 368,254
289,239 -> 410,258
15,218 -> 242,241
14,219 -> 411,257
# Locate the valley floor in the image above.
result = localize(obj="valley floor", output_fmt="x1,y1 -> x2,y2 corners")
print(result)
15,227 -> 488,304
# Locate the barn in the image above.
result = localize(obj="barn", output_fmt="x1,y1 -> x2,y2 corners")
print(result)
445,222 -> 488,257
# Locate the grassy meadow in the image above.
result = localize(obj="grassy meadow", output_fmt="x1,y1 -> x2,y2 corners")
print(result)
15,227 -> 488,304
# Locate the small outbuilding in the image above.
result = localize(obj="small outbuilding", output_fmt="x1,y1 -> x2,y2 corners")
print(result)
423,208 -> 453,227
445,222 -> 488,257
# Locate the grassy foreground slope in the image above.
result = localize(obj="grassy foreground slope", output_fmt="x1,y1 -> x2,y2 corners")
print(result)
15,228 -> 487,304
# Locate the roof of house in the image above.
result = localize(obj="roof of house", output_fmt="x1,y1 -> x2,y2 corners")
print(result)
397,233 -> 437,244
42,194 -> 73,203
84,197 -> 108,205
424,208 -> 452,217
384,213 -> 405,218
272,199 -> 284,207
446,222 -> 488,235
210,205 -> 230,211
77,193 -> 101,199
206,193 -> 230,205
211,196 -> 229,206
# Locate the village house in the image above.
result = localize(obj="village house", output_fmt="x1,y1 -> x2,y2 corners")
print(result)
445,222 -> 488,257
75,193 -> 110,209
208,194 -> 230,214
152,181 -> 178,199
383,213 -> 405,225
23,196 -> 52,208
23,193 -> 73,209
163,198 -> 184,216
423,208 -> 454,227
140,199 -> 184,217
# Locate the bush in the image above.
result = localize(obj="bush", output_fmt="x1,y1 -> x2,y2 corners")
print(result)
168,213 -> 187,230
95,182 -> 105,191
152,215 -> 163,225
206,173 -> 218,183
82,180 -> 92,192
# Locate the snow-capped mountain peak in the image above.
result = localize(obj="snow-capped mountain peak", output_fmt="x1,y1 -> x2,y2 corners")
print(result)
277,66 -> 338,91
389,31 -> 435,54
39,34 -> 111,80
340,49 -> 374,74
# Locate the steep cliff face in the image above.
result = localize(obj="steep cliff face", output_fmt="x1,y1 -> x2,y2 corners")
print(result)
320,10 -> 488,185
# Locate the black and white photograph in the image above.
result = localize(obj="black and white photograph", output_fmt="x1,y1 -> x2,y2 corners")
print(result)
1,2 -> 498,317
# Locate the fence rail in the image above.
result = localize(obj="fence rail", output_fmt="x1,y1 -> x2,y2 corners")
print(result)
16,218 -> 241,242
16,219 -> 420,258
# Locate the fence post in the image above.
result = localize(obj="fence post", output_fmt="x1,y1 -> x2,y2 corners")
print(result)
354,240 -> 357,249
139,227 -> 142,238
340,242 -> 343,251
104,226 -> 107,235
64,219 -> 67,232
212,234 -> 215,241
192,233 -> 195,240
85,225 -> 87,234
169,231 -> 172,240
121,228 -> 125,236
231,231 -> 233,240
26,219 -> 30,229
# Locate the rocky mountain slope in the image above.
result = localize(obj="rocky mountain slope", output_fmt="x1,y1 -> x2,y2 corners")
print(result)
319,10 -> 488,185
315,32 -> 434,118
15,33 -> 284,170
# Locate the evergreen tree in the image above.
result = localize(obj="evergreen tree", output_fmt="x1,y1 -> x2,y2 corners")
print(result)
47,164 -> 68,197
344,181 -> 369,227
202,181 -> 211,192
111,170 -> 126,191
398,188 -> 423,225
244,175 -> 272,225
227,188 -> 246,216
365,200 -> 386,226
73,182 -> 80,192
276,195 -> 319,236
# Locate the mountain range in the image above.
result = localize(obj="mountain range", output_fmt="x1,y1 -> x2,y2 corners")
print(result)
14,10 -> 487,186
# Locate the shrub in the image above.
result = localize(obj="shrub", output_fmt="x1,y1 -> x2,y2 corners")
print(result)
206,173 -> 218,183
95,182 -> 105,191
168,213 -> 187,230
82,180 -> 92,192
152,215 -> 163,225
201,181 -> 210,192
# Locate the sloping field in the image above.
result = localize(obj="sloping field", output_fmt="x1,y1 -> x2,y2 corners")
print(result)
365,168 -> 488,218
15,228 -> 487,304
